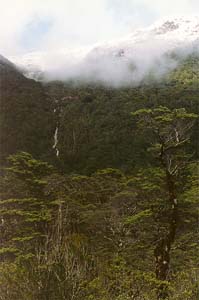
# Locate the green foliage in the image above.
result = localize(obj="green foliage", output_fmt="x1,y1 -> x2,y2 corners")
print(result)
0,53 -> 198,299
124,209 -> 152,225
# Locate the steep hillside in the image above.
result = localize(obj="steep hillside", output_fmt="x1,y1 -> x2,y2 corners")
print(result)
43,54 -> 199,174
0,55 -> 55,163
0,48 -> 198,300
0,52 -> 198,173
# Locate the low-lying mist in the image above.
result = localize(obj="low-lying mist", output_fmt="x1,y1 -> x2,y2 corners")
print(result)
14,17 -> 199,87
42,43 -> 197,87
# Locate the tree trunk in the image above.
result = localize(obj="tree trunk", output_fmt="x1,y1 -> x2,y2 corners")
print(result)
154,171 -> 178,299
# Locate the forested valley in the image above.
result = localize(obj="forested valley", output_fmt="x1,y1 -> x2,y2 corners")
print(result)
0,54 -> 198,299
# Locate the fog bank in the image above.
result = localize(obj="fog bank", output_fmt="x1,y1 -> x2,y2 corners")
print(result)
12,16 -> 199,87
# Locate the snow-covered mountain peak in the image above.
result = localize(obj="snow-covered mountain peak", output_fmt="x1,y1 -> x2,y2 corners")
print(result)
86,15 -> 199,60
8,15 -> 199,85
150,15 -> 199,37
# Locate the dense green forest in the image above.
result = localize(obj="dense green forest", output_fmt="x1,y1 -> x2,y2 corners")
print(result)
0,54 -> 198,299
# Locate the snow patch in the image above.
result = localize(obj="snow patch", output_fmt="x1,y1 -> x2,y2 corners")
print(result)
9,15 -> 199,86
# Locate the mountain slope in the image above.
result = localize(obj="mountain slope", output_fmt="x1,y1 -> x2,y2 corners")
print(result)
0,55 -> 55,163
43,53 -> 199,174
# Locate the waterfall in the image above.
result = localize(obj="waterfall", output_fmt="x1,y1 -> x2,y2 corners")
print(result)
53,126 -> 59,157
52,98 -> 61,157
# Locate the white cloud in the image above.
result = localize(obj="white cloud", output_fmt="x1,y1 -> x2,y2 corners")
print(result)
11,14 -> 198,87
0,0 -> 198,56
0,0 -> 116,55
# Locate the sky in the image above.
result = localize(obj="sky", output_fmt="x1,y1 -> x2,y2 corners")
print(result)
0,0 -> 199,56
